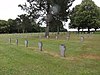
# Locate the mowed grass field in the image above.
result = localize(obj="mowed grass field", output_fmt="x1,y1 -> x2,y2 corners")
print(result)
0,32 -> 100,75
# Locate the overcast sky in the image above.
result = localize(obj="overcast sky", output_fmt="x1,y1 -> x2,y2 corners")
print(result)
0,0 -> 100,20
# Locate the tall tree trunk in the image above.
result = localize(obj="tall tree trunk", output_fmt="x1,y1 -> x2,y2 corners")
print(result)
78,27 -> 80,34
57,25 -> 60,35
95,28 -> 97,32
82,29 -> 83,34
45,23 -> 49,37
88,27 -> 90,34
45,2 -> 50,37
23,29 -> 25,33
18,28 -> 19,33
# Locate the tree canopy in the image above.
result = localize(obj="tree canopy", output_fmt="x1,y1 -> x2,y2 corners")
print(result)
69,0 -> 100,33
18,0 -> 75,36
0,16 -> 41,33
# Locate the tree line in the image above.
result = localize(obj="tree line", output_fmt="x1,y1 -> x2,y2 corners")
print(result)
18,0 -> 100,35
0,0 -> 100,34
0,16 -> 40,33
18,0 -> 74,36
0,14 -> 66,33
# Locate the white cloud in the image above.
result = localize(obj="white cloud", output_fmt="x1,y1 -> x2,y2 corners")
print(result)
93,0 -> 100,7
0,0 -> 26,20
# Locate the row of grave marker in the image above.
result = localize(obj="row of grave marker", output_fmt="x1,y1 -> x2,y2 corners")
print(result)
46,35 -> 85,42
9,38 -> 66,57
46,36 -> 84,42
9,36 -> 84,57
9,33 -> 86,41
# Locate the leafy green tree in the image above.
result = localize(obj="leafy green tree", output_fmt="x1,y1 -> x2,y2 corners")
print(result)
18,14 -> 33,33
49,19 -> 64,34
30,18 -> 40,32
7,19 -> 17,33
0,20 -> 8,33
69,5 -> 81,33
15,18 -> 22,33
70,0 -> 100,33
18,0 -> 75,36
16,14 -> 40,33
0,17 -> 40,33
94,7 -> 100,31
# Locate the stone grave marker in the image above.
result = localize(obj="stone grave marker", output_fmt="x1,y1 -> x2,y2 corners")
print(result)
66,36 -> 70,40
60,44 -> 66,57
66,32 -> 70,40
25,40 -> 28,47
56,36 -> 58,40
80,36 -> 84,42
9,38 -> 11,44
67,32 -> 70,37
39,35 -> 42,39
38,41 -> 43,51
16,39 -> 18,46
46,36 -> 49,39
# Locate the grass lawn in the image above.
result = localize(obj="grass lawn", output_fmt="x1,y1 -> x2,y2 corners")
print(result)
0,33 -> 100,75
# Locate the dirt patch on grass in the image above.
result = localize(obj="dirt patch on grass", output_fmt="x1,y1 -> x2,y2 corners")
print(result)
27,47 -> 100,60
80,54 -> 100,60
